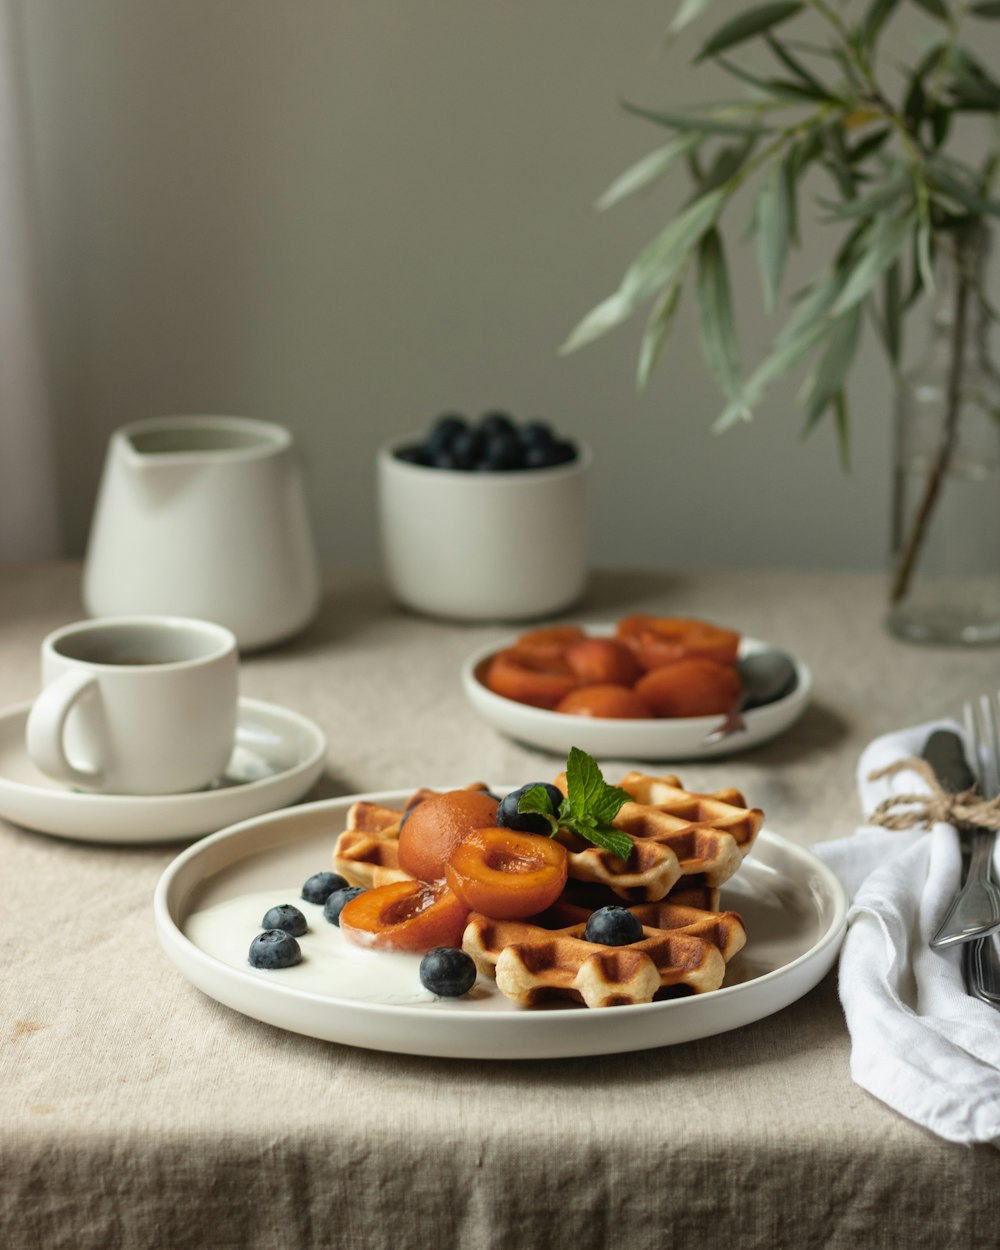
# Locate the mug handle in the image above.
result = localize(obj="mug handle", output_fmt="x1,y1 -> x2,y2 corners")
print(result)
25,669 -> 105,788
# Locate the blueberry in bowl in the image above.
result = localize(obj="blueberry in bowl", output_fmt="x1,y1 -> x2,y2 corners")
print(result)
393,411 -> 577,473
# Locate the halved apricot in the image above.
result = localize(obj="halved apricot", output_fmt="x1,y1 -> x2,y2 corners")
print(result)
617,614 -> 741,670
397,789 -> 500,882
445,827 -> 568,920
482,647 -> 578,709
339,880 -> 469,952
555,683 -> 654,719
512,625 -> 586,663
634,658 -> 742,718
564,637 -> 642,686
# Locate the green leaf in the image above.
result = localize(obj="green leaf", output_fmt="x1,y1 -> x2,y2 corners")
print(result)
861,0 -> 901,49
714,55 -> 832,101
910,0 -> 950,19
829,210 -> 914,317
668,0 -> 719,38
846,126 -> 892,164
517,785 -> 559,823
756,157 -> 792,309
619,188 -> 726,306
970,1 -> 1000,15
637,277 -> 684,389
565,746 -> 608,820
930,163 -> 1000,217
819,163 -> 913,220
579,824 -> 636,863
713,267 -> 847,429
559,291 -> 633,354
695,2 -> 804,62
833,391 -> 851,472
694,135 -> 758,195
622,100 -> 773,136
561,747 -> 633,862
883,260 -> 903,367
562,189 -> 721,355
589,783 -> 633,828
696,229 -> 745,405
595,134 -> 702,211
801,306 -> 863,431
764,33 -> 828,95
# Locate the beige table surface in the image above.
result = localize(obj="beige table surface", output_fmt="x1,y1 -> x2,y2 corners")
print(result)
2,562 -> 1000,1250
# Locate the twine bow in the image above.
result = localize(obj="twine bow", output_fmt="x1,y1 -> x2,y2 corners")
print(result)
867,756 -> 1000,831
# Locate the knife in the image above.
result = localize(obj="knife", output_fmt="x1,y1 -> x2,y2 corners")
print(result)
925,728 -> 1000,949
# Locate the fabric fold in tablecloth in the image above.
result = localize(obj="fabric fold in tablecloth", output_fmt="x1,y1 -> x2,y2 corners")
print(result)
813,719 -> 1000,1147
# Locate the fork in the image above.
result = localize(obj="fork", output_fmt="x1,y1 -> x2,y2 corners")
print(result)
965,935 -> 1000,1006
929,694 -> 1000,949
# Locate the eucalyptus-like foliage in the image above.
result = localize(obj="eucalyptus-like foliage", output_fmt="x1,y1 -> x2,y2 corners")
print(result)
562,0 -> 1000,460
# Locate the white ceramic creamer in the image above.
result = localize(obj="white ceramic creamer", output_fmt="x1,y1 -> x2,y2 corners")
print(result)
83,416 -> 321,650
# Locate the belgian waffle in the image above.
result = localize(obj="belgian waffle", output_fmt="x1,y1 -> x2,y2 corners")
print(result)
551,770 -> 763,902
463,900 -> 746,1009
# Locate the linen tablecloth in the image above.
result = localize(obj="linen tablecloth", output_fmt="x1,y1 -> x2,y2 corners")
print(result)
3,563 -> 1000,1250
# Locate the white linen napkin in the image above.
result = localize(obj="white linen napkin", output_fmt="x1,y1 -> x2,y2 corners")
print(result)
813,718 -> 1000,1146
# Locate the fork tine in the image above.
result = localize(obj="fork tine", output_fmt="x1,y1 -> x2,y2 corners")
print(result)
963,701 -> 980,787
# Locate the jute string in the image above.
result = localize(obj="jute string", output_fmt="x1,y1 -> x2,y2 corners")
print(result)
867,757 -> 1000,830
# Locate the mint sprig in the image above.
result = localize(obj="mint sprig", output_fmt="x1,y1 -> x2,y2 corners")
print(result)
517,746 -> 634,862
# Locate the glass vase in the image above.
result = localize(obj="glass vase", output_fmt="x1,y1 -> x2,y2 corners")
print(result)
886,224 -> 1000,646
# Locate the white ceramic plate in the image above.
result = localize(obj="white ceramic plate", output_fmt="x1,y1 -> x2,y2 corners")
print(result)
461,631 -> 812,761
154,788 -> 846,1059
0,697 -> 326,843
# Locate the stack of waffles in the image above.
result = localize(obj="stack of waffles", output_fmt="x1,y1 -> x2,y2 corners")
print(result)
331,771 -> 763,1009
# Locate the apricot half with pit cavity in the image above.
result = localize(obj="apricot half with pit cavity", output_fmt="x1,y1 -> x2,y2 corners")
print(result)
445,828 -> 568,920
482,647 -> 578,710
339,880 -> 469,952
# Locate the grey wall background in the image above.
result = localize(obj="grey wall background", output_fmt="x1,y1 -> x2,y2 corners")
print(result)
14,0 -> 998,572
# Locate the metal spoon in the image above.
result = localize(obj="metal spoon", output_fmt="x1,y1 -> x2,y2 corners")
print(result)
703,648 -> 798,744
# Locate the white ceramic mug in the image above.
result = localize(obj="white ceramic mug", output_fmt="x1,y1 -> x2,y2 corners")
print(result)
26,616 -> 239,795
377,437 -> 592,621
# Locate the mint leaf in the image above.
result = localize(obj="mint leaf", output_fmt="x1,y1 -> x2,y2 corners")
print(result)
560,746 -> 634,863
582,825 -> 636,863
565,746 -> 607,815
517,785 -> 559,833
590,783 -> 633,827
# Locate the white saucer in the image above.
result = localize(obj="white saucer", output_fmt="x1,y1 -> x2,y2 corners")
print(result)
0,697 -> 327,843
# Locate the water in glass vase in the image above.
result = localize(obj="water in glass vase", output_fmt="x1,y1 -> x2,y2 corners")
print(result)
889,458 -> 1000,645
887,225 -> 1000,647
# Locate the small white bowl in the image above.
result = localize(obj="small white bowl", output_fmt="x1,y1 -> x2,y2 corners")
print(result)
376,436 -> 592,622
461,630 -> 812,761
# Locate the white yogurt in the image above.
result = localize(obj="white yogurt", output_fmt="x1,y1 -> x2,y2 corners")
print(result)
184,887 -> 500,1007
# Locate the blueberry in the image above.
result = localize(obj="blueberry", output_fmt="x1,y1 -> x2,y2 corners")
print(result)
394,443 -> 430,466
477,410 -> 516,438
584,906 -> 644,946
249,929 -> 302,969
526,439 -> 577,469
497,782 -> 564,834
518,420 -> 554,448
425,413 -> 468,457
301,872 -> 349,905
419,947 -> 478,997
260,903 -> 307,937
323,886 -> 366,926
478,430 -> 524,471
449,428 -> 484,469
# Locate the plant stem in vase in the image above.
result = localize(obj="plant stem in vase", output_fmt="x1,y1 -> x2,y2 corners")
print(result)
887,226 -> 1000,645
